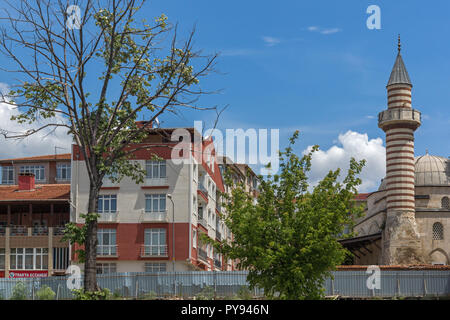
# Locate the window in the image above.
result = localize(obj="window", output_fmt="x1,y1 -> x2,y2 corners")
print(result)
146,161 -> 166,179
56,164 -> 71,180
442,197 -> 450,210
193,230 -> 197,248
97,229 -> 117,256
96,263 -> 117,274
144,228 -> 167,256
20,165 -> 45,181
1,166 -> 14,184
433,222 -> 444,240
0,249 -> 5,270
145,262 -> 166,272
10,248 -> 48,270
53,247 -> 69,271
98,195 -> 117,213
145,194 -> 166,213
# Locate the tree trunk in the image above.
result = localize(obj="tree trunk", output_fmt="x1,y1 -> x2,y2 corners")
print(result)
84,182 -> 100,292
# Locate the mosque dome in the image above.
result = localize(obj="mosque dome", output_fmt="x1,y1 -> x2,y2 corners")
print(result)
378,154 -> 450,190
415,154 -> 450,186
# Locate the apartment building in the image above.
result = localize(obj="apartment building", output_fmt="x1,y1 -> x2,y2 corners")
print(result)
0,154 -> 71,278
71,124 -> 234,273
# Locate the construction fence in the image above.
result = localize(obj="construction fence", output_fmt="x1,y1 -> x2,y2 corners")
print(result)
0,270 -> 449,299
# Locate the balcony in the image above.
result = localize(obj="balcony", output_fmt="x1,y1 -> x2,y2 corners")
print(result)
198,248 -> 208,263
98,211 -> 119,223
198,215 -> 208,229
142,211 -> 168,222
140,244 -> 168,257
197,183 -> 208,202
10,225 -> 28,236
32,226 -> 49,236
53,226 -> 66,236
144,177 -> 168,187
97,245 -> 118,257
378,108 -> 421,130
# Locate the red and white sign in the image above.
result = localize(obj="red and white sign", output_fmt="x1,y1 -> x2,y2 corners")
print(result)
9,271 -> 48,278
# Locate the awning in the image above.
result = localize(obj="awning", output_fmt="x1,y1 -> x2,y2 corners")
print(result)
338,232 -> 382,259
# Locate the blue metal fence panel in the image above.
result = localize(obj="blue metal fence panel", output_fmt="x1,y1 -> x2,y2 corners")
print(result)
0,270 -> 448,299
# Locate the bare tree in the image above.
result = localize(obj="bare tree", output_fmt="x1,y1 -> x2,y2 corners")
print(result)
0,0 -> 217,292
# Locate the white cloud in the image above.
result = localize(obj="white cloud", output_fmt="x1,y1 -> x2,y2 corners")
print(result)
0,82 -> 72,159
306,26 -> 342,35
261,36 -> 281,47
303,130 -> 385,192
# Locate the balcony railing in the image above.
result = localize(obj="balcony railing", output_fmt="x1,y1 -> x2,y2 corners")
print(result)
142,211 -> 168,222
10,225 -> 28,236
98,211 -> 119,223
198,183 -> 208,199
53,226 -> 66,236
97,245 -> 118,257
32,226 -> 49,236
140,244 -> 168,257
198,248 -> 208,262
198,216 -> 208,229
144,177 -> 168,186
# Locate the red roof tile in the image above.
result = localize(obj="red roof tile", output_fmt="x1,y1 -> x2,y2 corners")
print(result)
0,153 -> 71,162
0,184 -> 70,201
354,193 -> 370,201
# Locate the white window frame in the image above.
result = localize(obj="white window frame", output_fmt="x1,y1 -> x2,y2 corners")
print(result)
98,195 -> 117,214
56,163 -> 71,181
144,228 -> 167,256
145,160 -> 166,179
96,263 -> 117,274
20,165 -> 45,182
145,194 -> 166,213
0,248 -> 5,270
10,248 -> 48,270
1,166 -> 14,184
144,262 -> 166,272
97,229 -> 117,256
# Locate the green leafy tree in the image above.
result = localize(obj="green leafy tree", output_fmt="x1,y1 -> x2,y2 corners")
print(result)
206,131 -> 365,299
36,285 -> 56,300
0,0 -> 217,291
10,282 -> 28,300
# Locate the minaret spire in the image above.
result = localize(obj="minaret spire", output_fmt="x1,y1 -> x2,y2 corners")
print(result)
398,34 -> 401,53
378,38 -> 423,265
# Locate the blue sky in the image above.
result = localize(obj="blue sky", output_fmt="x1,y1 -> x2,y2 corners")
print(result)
0,0 -> 449,191
144,0 -> 449,157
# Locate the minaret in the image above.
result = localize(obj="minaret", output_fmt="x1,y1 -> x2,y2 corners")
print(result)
378,36 -> 424,264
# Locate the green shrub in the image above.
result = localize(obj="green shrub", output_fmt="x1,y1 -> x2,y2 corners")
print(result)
36,286 -> 56,300
72,288 -> 112,300
10,282 -> 28,300
236,286 -> 253,300
195,286 -> 215,300
140,291 -> 157,300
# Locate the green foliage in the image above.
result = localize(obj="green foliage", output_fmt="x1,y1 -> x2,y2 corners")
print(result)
10,282 -> 28,300
72,288 -> 112,300
36,286 -> 56,300
208,131 -> 365,300
195,286 -> 215,300
139,291 -> 157,300
236,286 -> 253,300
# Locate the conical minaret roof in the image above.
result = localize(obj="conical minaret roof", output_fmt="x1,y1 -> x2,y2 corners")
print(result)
387,35 -> 412,86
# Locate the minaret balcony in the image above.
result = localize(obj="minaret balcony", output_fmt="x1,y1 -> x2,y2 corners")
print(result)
378,108 -> 421,131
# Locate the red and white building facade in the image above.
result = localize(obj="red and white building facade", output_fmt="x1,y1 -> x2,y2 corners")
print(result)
71,126 -> 235,273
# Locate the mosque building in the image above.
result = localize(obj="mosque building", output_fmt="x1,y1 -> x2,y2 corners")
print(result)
340,37 -> 450,265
